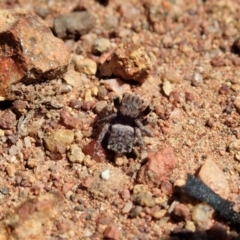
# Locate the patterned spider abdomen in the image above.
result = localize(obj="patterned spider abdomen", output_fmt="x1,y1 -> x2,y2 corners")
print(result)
107,124 -> 134,153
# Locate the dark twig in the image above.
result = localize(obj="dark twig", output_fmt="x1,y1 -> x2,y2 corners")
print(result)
183,175 -> 240,225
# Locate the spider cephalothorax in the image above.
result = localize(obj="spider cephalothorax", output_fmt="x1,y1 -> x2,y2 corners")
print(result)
94,93 -> 152,155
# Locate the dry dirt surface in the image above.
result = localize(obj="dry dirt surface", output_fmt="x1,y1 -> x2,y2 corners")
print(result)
1,0 -> 240,239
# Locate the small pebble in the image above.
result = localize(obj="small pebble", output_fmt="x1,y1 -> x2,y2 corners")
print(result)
114,155 -> 127,166
122,201 -> 133,214
0,110 -> 17,129
0,130 -> 4,137
101,78 -> 130,95
27,158 -> 39,169
92,38 -> 111,54
135,192 -> 155,207
153,209 -> 167,219
185,221 -> 196,232
229,139 -> 240,154
119,189 -> 131,200
103,225 -> 120,240
83,155 -> 95,167
10,155 -> 16,163
44,129 -> 74,153
232,85 -> 240,93
133,184 -> 149,195
6,164 -> 16,177
130,206 -> 143,218
94,101 -> 108,115
192,203 -> 214,229
91,86 -> 98,96
174,179 -> 185,187
161,181 -> 173,196
155,195 -> 168,206
84,89 -> 93,102
206,118 -> 214,128
162,80 -> 173,96
171,203 -> 190,221
168,201 -> 179,214
67,144 -> 85,163
235,163 -> 240,173
9,145 -> 19,156
73,55 -> 97,75
159,217 -> 170,227
192,72 -> 203,86
0,187 -> 9,195
101,169 -> 110,180
16,140 -> 23,150
188,119 -> 195,125
162,69 -> 182,83
103,15 -> 119,30
24,137 -> 31,148
75,130 -> 83,142
235,152 -> 240,161
97,86 -> 108,100
69,99 -> 82,110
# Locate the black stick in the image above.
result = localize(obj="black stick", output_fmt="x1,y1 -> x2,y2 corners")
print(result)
183,175 -> 240,225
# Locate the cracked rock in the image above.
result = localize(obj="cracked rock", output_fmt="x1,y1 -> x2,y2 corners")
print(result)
0,9 -> 69,100
110,42 -> 152,83
137,147 -> 177,185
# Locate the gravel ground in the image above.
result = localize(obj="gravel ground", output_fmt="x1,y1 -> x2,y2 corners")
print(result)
1,0 -> 240,239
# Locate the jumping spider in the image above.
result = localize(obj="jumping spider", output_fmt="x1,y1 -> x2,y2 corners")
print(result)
94,93 -> 153,156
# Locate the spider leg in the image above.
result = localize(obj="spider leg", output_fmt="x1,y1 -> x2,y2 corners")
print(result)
113,95 -> 121,109
141,105 -> 153,117
132,147 -> 140,158
97,113 -> 117,124
134,127 -> 144,146
134,119 -> 153,137
93,123 -> 110,159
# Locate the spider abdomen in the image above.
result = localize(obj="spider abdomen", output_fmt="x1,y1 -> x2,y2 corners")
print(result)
107,124 -> 134,153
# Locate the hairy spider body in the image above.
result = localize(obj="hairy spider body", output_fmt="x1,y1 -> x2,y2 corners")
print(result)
108,124 -> 134,153
95,93 -> 152,155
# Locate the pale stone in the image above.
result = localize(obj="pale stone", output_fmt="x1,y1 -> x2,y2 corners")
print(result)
44,129 -> 74,153
192,203 -> 214,230
185,221 -> 196,232
198,158 -> 229,199
101,169 -> 110,180
153,209 -> 167,219
67,144 -> 85,163
122,201 -> 133,214
162,80 -> 172,96
73,55 -> 97,75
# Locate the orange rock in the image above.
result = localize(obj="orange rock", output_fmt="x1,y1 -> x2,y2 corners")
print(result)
0,9 -> 69,100
0,110 -> 16,129
60,108 -> 82,129
103,225 -> 120,240
110,42 -> 152,83
138,147 -> 177,185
